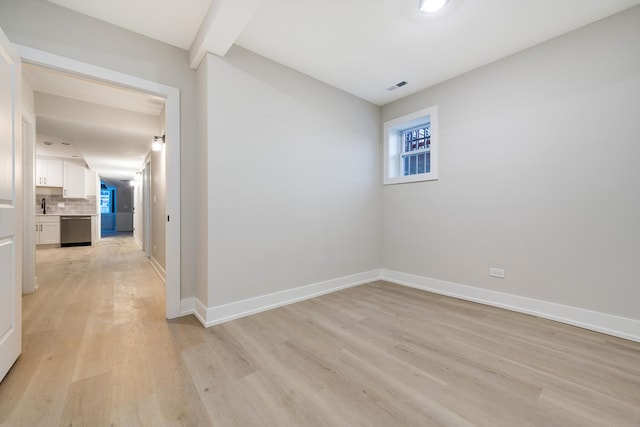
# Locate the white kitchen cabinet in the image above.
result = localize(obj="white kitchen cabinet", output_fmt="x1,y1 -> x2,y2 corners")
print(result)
35,158 -> 63,187
86,169 -> 98,197
35,215 -> 60,245
63,161 -> 87,199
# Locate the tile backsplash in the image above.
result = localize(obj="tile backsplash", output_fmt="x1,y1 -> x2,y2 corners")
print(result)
37,193 -> 97,215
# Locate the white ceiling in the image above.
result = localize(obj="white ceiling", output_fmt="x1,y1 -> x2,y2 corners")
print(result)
47,0 -> 212,50
24,63 -> 163,181
47,0 -> 640,105
24,64 -> 165,116
35,116 -> 155,179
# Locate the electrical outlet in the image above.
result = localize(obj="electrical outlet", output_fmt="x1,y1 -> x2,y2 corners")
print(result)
489,267 -> 505,278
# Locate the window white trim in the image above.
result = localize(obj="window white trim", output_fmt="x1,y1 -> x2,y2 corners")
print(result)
383,105 -> 438,185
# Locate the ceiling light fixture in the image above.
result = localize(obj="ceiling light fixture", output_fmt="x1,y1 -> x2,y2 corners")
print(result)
419,0 -> 449,14
152,135 -> 165,152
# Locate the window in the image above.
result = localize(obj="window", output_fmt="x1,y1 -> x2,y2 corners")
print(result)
100,185 -> 115,214
383,105 -> 438,185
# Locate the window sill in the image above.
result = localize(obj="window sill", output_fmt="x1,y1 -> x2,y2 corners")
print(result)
383,173 -> 438,185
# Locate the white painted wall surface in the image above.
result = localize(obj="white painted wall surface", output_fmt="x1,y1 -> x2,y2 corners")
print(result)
202,47 -> 381,307
195,56 -> 209,307
381,7 -> 640,320
21,75 -> 35,116
133,169 -> 143,247
151,135 -> 166,270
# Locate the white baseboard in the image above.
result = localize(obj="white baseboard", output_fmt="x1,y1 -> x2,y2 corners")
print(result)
134,235 -> 143,250
180,297 -> 195,316
149,256 -> 166,284
193,298 -> 209,326
179,297 -> 209,327
192,269 -> 382,328
381,269 -> 640,343
178,267 -> 639,343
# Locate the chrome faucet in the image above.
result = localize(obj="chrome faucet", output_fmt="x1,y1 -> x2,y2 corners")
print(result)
41,198 -> 46,214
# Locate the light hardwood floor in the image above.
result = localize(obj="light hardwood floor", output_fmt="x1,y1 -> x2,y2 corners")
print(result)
0,235 -> 639,426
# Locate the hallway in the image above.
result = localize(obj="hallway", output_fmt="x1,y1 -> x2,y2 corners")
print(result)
0,236 -> 210,426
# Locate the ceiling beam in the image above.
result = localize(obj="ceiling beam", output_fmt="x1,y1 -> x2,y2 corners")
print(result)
189,0 -> 262,69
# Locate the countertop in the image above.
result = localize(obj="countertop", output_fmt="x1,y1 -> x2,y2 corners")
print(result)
36,213 -> 97,216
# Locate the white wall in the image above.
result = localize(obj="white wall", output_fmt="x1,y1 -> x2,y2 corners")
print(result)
200,47 -> 381,308
381,7 -> 640,320
195,55 -> 210,306
151,116 -> 166,271
21,74 -> 35,117
133,169 -> 143,247
0,0 -> 198,298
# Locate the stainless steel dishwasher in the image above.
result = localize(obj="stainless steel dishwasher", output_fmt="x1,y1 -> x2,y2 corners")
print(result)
60,216 -> 92,247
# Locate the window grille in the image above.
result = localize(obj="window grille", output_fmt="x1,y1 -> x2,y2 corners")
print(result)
401,123 -> 431,176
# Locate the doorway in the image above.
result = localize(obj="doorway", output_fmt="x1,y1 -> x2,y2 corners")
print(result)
19,45 -> 181,319
100,183 -> 116,232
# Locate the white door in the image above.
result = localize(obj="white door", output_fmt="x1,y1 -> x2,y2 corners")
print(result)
0,27 -> 22,382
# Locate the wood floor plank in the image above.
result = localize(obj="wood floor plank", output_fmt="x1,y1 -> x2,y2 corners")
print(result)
59,371 -> 114,427
1,235 -> 639,425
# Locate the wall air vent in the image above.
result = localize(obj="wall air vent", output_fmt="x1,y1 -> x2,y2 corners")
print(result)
387,81 -> 408,91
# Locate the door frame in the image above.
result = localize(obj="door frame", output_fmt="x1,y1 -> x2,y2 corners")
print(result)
22,114 -> 36,294
17,44 -> 182,319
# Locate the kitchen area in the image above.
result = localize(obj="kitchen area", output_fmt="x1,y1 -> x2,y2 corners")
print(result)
35,156 -> 100,248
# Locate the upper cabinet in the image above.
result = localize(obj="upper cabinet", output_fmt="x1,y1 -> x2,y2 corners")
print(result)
63,161 -> 87,199
35,158 -> 63,187
36,157 -> 89,199
86,169 -> 98,197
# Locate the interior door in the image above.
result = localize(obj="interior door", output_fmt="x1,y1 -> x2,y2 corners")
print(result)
0,26 -> 22,382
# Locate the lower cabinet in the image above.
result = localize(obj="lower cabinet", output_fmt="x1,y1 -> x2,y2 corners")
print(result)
36,216 -> 60,245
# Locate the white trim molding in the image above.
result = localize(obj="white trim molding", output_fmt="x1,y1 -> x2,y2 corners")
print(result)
383,105 -> 438,185
149,256 -> 166,284
184,268 -> 639,342
381,269 -> 640,343
193,270 -> 382,328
